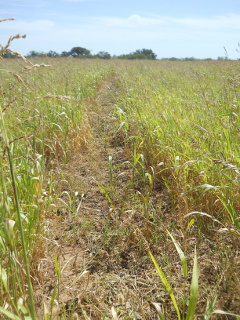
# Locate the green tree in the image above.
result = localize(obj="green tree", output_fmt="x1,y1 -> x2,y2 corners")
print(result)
183,57 -> 197,61
118,48 -> 157,60
134,48 -> 157,59
69,47 -> 91,58
61,51 -> 70,57
96,51 -> 111,59
27,50 -> 39,58
27,51 -> 46,58
47,50 -> 59,57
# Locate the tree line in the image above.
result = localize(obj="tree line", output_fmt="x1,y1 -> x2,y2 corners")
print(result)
2,47 -> 157,60
2,46 -> 231,61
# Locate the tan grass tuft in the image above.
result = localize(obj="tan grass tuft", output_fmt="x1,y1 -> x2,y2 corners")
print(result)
44,93 -> 71,100
213,159 -> 240,175
7,71 -> 29,91
0,17 -> 16,23
3,34 -> 27,52
21,63 -> 52,71
7,48 -> 29,63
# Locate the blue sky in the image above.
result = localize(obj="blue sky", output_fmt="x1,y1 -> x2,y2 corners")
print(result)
0,0 -> 240,59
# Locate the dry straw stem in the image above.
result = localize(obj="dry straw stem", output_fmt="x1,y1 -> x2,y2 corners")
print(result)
3,134 -> 33,150
7,71 -> 29,91
0,17 -> 16,22
0,27 -> 27,59
7,48 -> 29,64
44,93 -> 72,100
21,63 -> 52,71
213,159 -> 240,176
3,33 -> 27,52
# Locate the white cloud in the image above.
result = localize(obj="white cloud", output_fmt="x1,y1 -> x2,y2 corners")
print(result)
94,13 -> 240,30
95,14 -> 166,28
170,14 -> 240,29
1,12 -> 239,59
0,19 -> 55,31
0,0 -> 48,7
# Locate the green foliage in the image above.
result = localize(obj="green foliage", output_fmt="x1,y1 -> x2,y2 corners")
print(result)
135,48 -> 157,59
115,60 -> 240,219
118,48 -> 157,60
69,46 -> 91,58
26,50 -> 47,58
61,50 -> 69,57
26,47 -> 157,60
95,51 -> 111,59
149,250 -> 181,320
0,55 -> 115,317
46,50 -> 59,57
1,40 -> 239,319
149,234 -> 198,320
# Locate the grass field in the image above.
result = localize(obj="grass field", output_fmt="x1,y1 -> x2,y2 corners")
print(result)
0,57 -> 239,319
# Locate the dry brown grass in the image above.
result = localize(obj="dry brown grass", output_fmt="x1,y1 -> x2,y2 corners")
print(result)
1,24 -> 239,317
34,74 -> 240,319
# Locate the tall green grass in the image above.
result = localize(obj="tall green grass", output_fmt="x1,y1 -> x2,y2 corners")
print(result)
114,60 -> 240,226
0,55 -> 114,317
149,232 -> 198,320
1,52 -> 239,318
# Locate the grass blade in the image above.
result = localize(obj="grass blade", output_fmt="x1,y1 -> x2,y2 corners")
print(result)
203,294 -> 218,320
218,197 -> 240,229
185,247 -> 198,320
149,251 -> 181,320
0,307 -> 22,320
212,310 -> 240,319
167,230 -> 188,277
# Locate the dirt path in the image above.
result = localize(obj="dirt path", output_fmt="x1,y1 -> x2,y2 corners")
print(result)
36,75 -> 160,319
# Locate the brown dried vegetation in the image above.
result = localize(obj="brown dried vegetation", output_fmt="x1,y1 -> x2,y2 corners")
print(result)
35,75 -> 240,319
